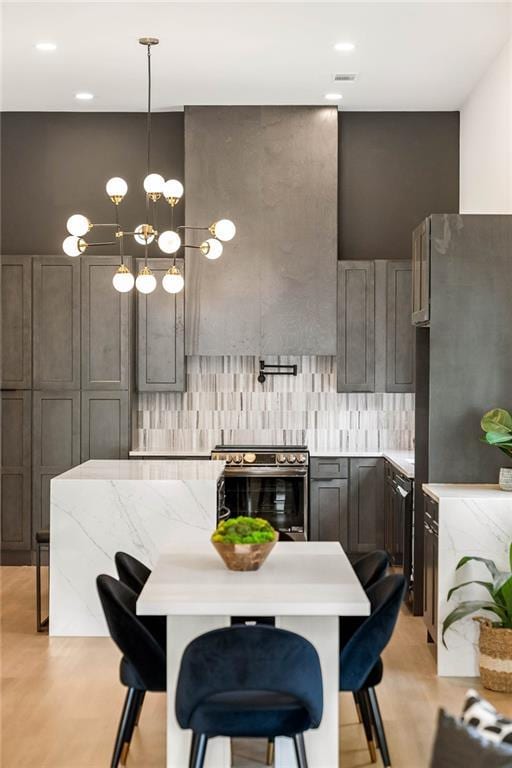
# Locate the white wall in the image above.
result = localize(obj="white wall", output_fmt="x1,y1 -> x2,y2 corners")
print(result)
460,37 -> 512,213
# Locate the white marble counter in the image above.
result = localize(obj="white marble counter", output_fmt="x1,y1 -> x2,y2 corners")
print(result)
129,449 -> 212,458
49,460 -> 225,637
424,483 -> 512,677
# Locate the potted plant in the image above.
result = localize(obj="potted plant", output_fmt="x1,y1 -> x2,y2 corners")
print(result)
481,408 -> 512,490
211,516 -> 278,571
442,544 -> 512,692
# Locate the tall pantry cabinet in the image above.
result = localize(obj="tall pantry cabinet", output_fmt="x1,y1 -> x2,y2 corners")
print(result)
1,254 -> 131,564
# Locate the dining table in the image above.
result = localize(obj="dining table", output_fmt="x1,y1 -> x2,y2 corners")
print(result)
137,540 -> 370,768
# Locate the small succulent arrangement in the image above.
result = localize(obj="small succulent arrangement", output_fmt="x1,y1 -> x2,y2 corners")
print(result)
481,408 -> 512,458
212,516 -> 277,545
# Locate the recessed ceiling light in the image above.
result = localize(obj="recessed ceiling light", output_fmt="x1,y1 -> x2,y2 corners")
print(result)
334,42 -> 355,53
75,92 -> 94,101
35,42 -> 57,52
325,93 -> 343,101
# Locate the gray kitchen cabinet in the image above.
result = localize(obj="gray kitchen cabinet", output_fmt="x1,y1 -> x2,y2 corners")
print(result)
1,256 -> 32,389
386,261 -> 415,392
1,391 -> 32,550
309,479 -> 348,546
412,218 -> 431,325
81,391 -> 129,460
81,255 -> 131,390
136,258 -> 185,391
32,390 -> 80,537
348,457 -> 384,554
33,256 -> 81,390
337,261 -> 375,392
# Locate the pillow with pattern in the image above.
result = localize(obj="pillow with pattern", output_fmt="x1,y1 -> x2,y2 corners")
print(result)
462,689 -> 512,745
430,710 -> 512,768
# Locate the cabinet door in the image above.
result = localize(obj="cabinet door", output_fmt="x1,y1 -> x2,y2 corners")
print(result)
1,256 -> 32,389
309,479 -> 348,547
337,261 -> 375,392
81,391 -> 129,460
137,258 -> 185,391
1,391 -> 31,550
348,457 -> 384,554
386,261 -> 415,392
32,391 -> 80,537
412,218 -> 430,326
33,256 -> 81,389
81,255 -> 130,390
383,472 -> 393,559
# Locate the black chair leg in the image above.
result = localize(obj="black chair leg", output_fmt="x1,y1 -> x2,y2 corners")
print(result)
358,690 -> 377,763
135,691 -> 146,726
266,737 -> 274,765
189,733 -> 208,768
121,689 -> 144,762
353,691 -> 362,723
110,688 -> 139,768
367,687 -> 391,767
292,733 -> 308,768
36,543 -> 49,632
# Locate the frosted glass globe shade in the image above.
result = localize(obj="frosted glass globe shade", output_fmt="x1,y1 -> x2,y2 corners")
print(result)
112,266 -> 135,293
158,230 -> 181,254
143,173 -> 165,194
162,269 -> 184,294
63,236 -> 85,257
212,219 -> 236,242
105,177 -> 128,199
135,270 -> 157,294
66,214 -> 90,237
163,179 -> 184,200
134,225 -> 155,245
203,238 -> 223,260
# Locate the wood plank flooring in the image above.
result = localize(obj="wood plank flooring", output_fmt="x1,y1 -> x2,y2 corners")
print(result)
2,565 -> 512,768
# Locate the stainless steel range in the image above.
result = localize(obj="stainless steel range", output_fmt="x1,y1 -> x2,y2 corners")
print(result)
211,445 -> 308,537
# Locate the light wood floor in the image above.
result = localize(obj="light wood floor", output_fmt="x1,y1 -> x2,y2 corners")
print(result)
2,566 -> 512,768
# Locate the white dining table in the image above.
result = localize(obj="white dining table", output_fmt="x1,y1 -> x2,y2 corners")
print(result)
137,541 -> 370,768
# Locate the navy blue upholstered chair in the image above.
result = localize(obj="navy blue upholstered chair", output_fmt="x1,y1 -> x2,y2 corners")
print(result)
175,624 -> 323,768
115,551 -> 151,596
97,575 -> 166,768
353,550 -> 390,590
340,573 -> 405,767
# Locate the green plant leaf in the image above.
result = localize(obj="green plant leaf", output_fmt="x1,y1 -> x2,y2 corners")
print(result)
509,543 -> 512,573
484,432 -> 512,446
495,573 -> 512,619
442,601 -> 507,648
447,580 -> 494,602
481,408 -> 512,434
456,555 -> 499,579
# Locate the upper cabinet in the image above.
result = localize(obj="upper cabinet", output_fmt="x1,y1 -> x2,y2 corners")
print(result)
136,258 -> 185,392
337,259 -> 414,393
184,106 -> 338,355
1,256 -> 32,389
412,218 -> 431,326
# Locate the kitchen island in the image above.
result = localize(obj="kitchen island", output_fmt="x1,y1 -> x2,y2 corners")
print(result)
49,459 -> 225,637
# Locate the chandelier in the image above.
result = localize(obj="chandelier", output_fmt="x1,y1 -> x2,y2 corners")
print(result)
62,37 -> 236,294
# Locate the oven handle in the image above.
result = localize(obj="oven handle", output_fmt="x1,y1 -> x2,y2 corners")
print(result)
222,466 -> 308,477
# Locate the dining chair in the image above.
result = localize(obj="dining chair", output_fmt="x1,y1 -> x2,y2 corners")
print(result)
115,551 -> 151,595
340,573 -> 406,767
97,574 -> 166,768
175,624 -> 324,768
353,550 -> 390,590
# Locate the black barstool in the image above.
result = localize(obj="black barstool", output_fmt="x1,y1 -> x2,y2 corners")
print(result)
35,529 -> 50,632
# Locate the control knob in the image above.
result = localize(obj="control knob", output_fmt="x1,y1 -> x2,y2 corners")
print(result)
225,454 -> 232,464
232,454 -> 243,465
296,453 -> 307,464
287,454 -> 297,463
244,452 -> 256,464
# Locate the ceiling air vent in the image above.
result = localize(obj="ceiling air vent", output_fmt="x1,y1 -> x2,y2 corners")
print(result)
334,73 -> 358,82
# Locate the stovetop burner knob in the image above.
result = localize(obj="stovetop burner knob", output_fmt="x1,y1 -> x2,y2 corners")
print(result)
296,453 -> 306,464
287,454 -> 297,463
276,453 -> 287,464
244,452 -> 256,464
225,454 -> 232,464
232,454 -> 243,464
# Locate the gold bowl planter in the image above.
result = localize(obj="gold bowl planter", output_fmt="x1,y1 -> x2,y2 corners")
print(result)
212,540 -> 276,571
476,618 -> 512,692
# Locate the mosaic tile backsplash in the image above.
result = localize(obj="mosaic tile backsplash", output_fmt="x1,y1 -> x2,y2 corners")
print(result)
134,356 -> 415,453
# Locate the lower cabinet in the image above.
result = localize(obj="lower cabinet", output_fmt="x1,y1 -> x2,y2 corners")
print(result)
309,478 -> 348,547
348,458 -> 384,555
1,391 -> 32,551
423,494 -> 439,643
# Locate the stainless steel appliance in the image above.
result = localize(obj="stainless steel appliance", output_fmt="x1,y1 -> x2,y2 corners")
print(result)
211,445 -> 308,537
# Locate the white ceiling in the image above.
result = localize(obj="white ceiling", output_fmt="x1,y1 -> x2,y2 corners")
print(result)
1,2 -> 511,111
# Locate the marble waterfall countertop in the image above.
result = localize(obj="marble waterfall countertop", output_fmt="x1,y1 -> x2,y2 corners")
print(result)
49,459 -> 225,637
423,482 -> 512,677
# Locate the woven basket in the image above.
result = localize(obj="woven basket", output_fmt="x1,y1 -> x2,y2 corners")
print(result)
475,618 -> 512,692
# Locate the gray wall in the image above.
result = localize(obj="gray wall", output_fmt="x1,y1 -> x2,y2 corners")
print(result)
339,112 -> 460,260
1,112 -> 184,255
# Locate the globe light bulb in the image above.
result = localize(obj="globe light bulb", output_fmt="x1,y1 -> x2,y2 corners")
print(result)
163,179 -> 184,203
201,238 -> 223,260
158,230 -> 181,254
162,266 -> 184,294
210,219 -> 236,242
63,235 -> 87,257
112,264 -> 135,293
134,224 -> 155,245
135,266 -> 157,294
66,214 -> 90,237
106,177 -> 128,203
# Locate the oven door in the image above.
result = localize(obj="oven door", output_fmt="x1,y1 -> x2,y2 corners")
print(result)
223,467 -> 307,533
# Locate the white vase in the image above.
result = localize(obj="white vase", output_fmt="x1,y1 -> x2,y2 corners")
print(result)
499,467 -> 512,491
